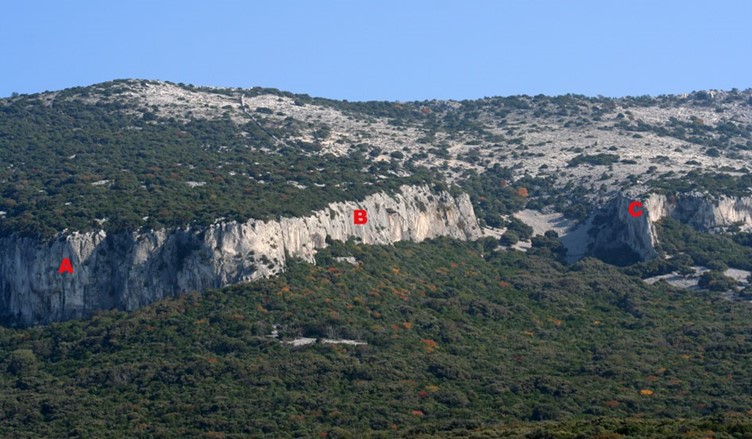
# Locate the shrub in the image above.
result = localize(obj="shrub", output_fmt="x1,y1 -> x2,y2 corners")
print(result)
567,153 -> 620,167
698,271 -> 737,291
499,231 -> 519,246
706,148 -> 721,157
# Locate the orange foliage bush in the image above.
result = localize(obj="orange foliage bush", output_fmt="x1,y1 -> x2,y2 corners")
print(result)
421,339 -> 438,352
390,287 -> 409,300
516,187 -> 529,197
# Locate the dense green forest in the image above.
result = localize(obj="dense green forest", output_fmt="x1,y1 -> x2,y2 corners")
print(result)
2,238 -> 752,437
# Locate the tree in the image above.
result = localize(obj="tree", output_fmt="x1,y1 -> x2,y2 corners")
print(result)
698,271 -> 737,291
6,349 -> 38,376
706,148 -> 721,158
499,231 -> 519,246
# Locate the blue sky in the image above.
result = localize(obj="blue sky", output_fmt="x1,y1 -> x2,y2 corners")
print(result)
1,0 -> 750,100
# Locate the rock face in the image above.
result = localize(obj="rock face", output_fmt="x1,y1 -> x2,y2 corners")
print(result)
586,195 -> 659,264
586,193 -> 752,264
645,193 -> 752,232
0,185 -> 481,326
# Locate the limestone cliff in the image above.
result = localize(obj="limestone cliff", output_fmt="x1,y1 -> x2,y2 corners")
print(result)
644,193 -> 752,232
0,185 -> 481,326
586,192 -> 752,263
587,195 -> 659,264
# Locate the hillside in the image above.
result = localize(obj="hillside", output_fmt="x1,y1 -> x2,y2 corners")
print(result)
3,80 -> 752,324
2,80 -> 752,237
3,80 -> 752,436
2,239 -> 752,437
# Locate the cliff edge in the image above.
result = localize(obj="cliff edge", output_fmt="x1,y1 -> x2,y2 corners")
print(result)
584,192 -> 752,264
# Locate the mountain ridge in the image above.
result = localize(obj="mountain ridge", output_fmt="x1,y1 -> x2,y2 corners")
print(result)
2,79 -> 752,324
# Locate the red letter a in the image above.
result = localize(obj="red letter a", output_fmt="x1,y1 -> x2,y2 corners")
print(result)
354,209 -> 368,225
58,258 -> 74,274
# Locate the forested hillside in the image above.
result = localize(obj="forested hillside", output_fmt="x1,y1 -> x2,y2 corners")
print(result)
2,239 -> 752,437
3,80 -> 752,436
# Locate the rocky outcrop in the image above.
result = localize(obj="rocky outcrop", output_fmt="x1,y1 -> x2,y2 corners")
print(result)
585,192 -> 752,264
585,195 -> 659,264
644,193 -> 752,232
0,185 -> 481,326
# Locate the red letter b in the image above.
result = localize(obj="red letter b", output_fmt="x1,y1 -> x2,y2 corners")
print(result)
354,210 -> 368,225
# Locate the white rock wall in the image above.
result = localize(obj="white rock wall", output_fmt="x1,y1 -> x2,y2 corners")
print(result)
587,192 -> 752,263
0,185 -> 480,326
644,193 -> 752,231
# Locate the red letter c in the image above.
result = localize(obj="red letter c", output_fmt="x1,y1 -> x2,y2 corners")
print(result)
628,201 -> 643,218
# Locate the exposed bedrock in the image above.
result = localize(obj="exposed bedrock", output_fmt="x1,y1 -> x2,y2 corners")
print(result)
586,192 -> 752,264
0,185 -> 481,326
